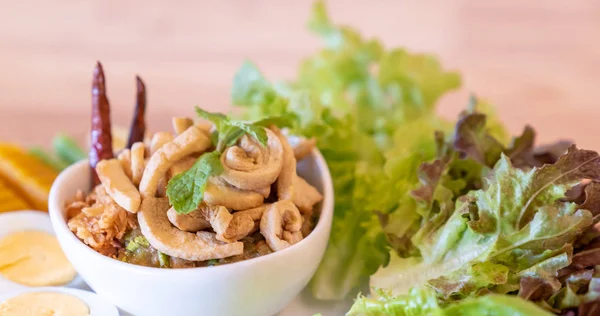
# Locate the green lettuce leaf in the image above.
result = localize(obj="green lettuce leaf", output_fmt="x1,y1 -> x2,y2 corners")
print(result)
347,287 -> 441,316
441,294 -> 554,316
348,288 -> 552,316
363,147 -> 597,306
232,0 -> 461,300
453,113 -> 504,167
466,95 -> 511,146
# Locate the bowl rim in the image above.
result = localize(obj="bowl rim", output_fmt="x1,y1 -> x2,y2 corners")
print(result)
49,149 -> 334,275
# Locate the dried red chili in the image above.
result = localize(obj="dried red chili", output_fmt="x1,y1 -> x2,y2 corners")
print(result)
90,62 -> 114,187
126,76 -> 147,149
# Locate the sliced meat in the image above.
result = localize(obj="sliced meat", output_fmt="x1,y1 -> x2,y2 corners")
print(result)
166,156 -> 197,181
220,211 -> 255,242
95,159 -> 141,213
130,142 -> 146,186
137,197 -> 243,261
283,231 -> 303,244
167,207 -> 210,232
139,126 -> 211,198
117,149 -> 133,180
260,200 -> 304,251
253,186 -> 271,198
272,126 -> 295,201
168,203 -> 255,242
300,213 -> 315,238
220,129 -> 284,190
204,177 -> 264,211
150,132 -> 174,155
292,175 -> 323,215
284,131 -> 316,161
235,205 -> 267,234
199,205 -> 233,241
172,117 -> 194,135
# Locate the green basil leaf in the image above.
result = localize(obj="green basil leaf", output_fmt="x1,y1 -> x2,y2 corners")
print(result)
166,151 -> 224,214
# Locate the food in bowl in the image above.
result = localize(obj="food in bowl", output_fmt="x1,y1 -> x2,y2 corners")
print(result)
65,62 -> 323,268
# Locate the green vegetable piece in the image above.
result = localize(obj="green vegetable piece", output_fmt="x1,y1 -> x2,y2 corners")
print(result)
228,121 -> 267,147
158,252 -> 170,268
166,151 -> 223,214
29,147 -> 69,171
53,133 -> 87,165
196,106 -> 291,151
207,259 -> 219,267
134,236 -> 150,247
126,241 -> 139,252
126,235 -> 150,252
195,107 -> 227,131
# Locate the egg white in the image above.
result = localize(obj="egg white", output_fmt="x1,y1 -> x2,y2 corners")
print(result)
0,211 -> 86,295
0,286 -> 119,316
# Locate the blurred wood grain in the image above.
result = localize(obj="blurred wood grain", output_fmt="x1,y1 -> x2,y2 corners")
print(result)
1,0 -> 599,149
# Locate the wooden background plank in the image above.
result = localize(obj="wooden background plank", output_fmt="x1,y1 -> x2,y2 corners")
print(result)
1,0 -> 599,149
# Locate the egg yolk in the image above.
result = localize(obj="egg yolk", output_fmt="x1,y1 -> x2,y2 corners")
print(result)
0,291 -> 89,316
0,230 -> 76,286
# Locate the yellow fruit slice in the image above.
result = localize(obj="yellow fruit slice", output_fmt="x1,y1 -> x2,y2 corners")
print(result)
0,177 -> 31,213
0,144 -> 58,211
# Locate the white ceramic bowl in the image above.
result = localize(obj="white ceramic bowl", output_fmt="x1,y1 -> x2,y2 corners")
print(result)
49,151 -> 333,316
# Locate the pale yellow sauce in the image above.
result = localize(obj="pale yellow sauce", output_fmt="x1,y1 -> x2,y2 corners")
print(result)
0,292 -> 89,316
0,231 -> 76,286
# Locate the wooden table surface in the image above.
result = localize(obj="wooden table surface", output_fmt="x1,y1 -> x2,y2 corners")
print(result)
1,0 -> 599,150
